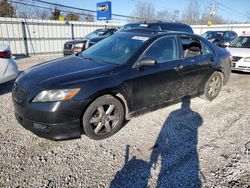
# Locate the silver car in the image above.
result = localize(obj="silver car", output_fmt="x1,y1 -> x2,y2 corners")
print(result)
0,44 -> 19,84
226,35 -> 250,72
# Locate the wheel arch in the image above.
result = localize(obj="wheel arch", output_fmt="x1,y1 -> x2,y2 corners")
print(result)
80,90 -> 131,125
215,68 -> 225,84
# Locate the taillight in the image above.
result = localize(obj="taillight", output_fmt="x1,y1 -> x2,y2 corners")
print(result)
0,51 -> 11,58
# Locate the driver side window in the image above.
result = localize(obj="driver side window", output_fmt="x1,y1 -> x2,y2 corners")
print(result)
141,36 -> 179,63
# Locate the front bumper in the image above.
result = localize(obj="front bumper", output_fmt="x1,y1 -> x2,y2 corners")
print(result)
13,99 -> 89,140
15,113 -> 81,140
231,62 -> 250,72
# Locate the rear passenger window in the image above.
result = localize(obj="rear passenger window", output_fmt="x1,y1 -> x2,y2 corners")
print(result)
181,37 -> 202,58
181,37 -> 213,57
142,36 -> 179,63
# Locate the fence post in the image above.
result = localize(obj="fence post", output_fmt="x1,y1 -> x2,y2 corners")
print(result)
21,21 -> 29,56
71,23 -> 74,40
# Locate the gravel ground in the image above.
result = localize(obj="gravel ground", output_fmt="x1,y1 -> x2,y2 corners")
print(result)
0,55 -> 249,188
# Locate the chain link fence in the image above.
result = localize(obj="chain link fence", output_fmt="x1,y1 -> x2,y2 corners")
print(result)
0,17 -> 121,57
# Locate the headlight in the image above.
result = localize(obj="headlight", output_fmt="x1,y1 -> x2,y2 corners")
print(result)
243,57 -> 250,62
74,43 -> 84,48
33,88 -> 80,102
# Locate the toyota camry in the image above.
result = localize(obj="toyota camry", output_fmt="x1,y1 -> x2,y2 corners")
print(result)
13,29 -> 231,140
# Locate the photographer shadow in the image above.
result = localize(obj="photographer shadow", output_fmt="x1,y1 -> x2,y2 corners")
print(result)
110,96 -> 203,188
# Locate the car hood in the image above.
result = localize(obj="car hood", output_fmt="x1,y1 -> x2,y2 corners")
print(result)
18,55 -> 117,89
226,47 -> 250,57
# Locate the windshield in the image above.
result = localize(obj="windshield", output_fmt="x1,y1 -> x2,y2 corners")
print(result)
84,29 -> 110,40
81,34 -> 149,65
229,36 -> 250,48
202,31 -> 223,40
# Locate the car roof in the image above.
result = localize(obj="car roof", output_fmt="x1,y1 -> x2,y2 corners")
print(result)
125,21 -> 189,26
122,29 -> 198,38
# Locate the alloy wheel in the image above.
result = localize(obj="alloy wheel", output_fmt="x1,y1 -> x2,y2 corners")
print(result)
208,75 -> 221,97
89,104 -> 120,135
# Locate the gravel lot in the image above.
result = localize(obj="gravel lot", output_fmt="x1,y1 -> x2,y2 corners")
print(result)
0,55 -> 249,187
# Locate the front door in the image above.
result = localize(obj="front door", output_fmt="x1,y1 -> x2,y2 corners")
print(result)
126,36 -> 184,112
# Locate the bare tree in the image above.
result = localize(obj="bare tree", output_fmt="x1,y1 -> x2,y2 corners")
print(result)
51,7 -> 61,20
181,0 -> 202,24
247,11 -> 250,21
16,5 -> 50,20
65,12 -> 80,21
84,14 -> 94,22
156,9 -> 171,21
131,2 -> 156,21
0,0 -> 16,17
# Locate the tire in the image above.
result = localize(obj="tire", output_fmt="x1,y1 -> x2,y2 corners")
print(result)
82,95 -> 125,140
201,71 -> 223,101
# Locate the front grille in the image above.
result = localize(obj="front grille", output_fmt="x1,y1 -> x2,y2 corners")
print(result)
13,84 -> 27,104
64,43 -> 73,50
238,66 -> 250,69
232,56 -> 242,62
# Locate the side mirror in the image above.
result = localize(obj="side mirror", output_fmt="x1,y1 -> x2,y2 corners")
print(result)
133,57 -> 156,69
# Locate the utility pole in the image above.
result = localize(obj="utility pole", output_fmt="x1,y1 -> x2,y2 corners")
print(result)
208,0 -> 216,25
209,0 -> 216,17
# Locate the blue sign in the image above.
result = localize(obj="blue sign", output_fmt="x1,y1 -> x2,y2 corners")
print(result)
97,1 -> 112,20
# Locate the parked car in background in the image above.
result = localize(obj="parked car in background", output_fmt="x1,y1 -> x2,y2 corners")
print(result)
202,31 -> 238,47
117,22 -> 194,33
64,22 -> 194,56
226,35 -> 250,72
63,28 -> 117,56
13,29 -> 231,141
0,44 -> 19,84
86,22 -> 194,48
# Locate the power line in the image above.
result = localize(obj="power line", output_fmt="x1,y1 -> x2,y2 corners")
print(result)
10,0 -> 132,22
217,6 -> 248,20
216,1 -> 249,19
32,0 -> 141,20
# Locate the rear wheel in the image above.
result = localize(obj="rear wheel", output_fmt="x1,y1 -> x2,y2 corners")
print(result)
82,95 -> 125,140
201,71 -> 223,101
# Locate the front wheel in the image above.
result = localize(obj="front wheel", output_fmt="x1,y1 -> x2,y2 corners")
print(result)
201,71 -> 223,101
82,95 -> 125,140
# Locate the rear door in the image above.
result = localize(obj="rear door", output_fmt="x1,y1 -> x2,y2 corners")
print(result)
178,35 -> 215,95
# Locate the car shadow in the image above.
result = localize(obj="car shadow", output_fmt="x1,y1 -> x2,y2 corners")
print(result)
110,96 -> 203,188
0,71 -> 22,95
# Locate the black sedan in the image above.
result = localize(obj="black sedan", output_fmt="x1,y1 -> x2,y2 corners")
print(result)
13,30 -> 231,140
202,30 -> 238,47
